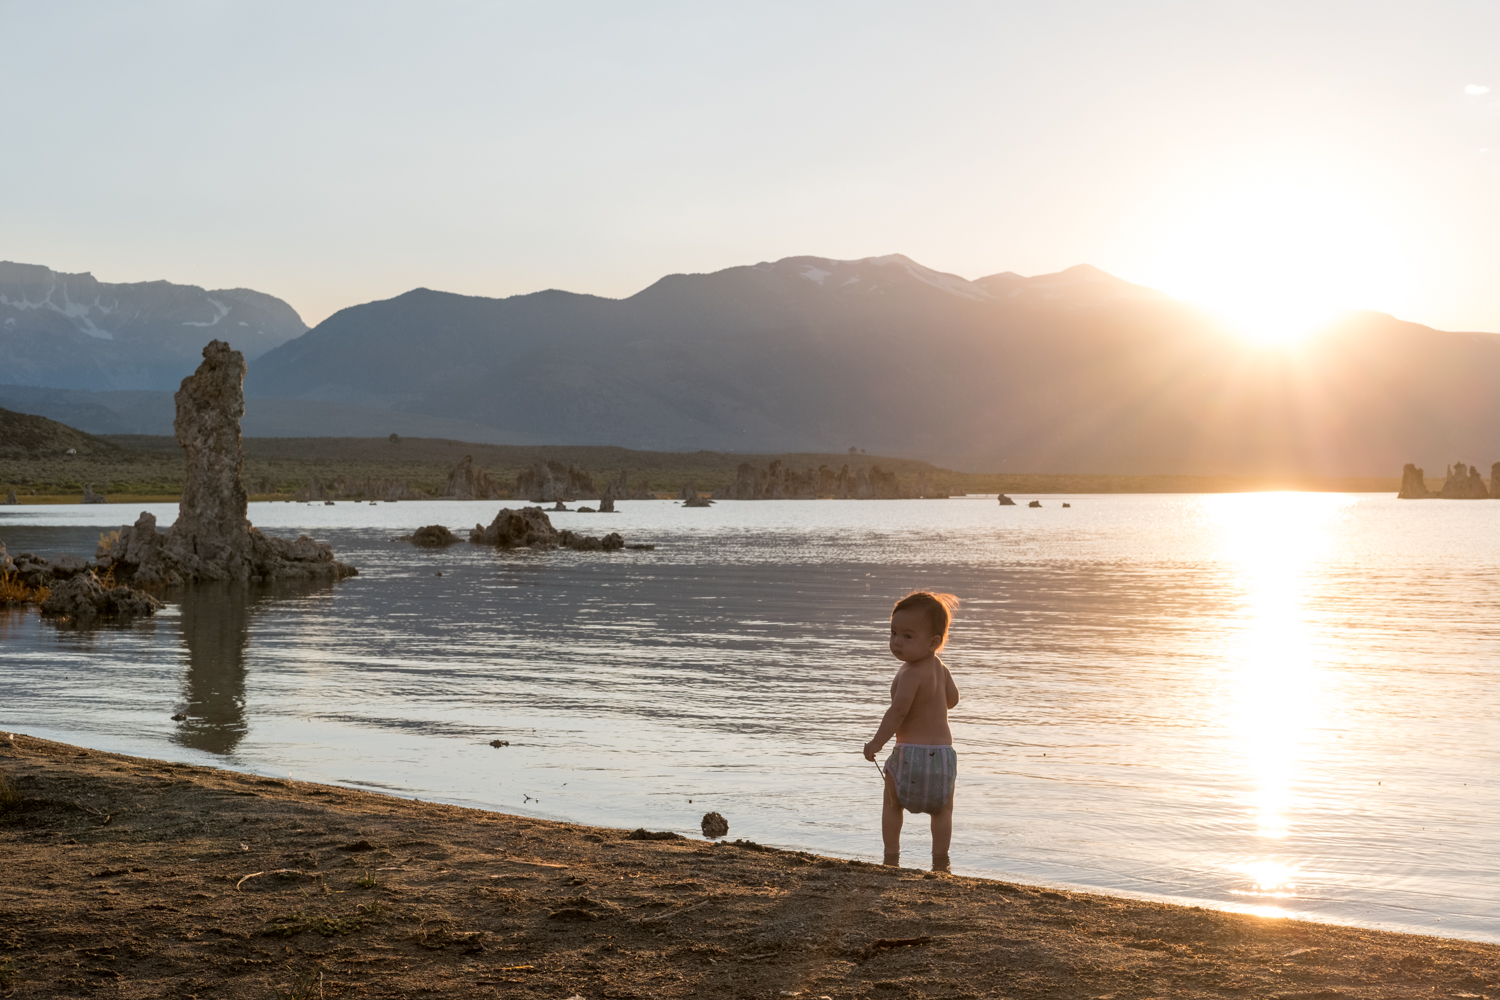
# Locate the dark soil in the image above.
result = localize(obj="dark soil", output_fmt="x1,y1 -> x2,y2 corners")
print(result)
1,733 -> 1494,999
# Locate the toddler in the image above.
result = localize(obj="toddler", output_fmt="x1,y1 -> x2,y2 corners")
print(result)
863,591 -> 960,872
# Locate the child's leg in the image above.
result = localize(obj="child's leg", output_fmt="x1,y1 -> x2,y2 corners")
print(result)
882,772 -> 903,866
930,791 -> 954,872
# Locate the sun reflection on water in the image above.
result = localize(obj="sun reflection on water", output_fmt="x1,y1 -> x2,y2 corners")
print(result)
1202,492 -> 1353,898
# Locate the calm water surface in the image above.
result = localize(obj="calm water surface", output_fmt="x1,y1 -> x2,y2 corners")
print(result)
2,495 -> 1497,942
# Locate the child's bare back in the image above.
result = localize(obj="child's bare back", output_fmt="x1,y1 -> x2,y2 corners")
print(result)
886,656 -> 958,747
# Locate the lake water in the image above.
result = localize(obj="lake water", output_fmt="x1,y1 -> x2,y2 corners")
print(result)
2,494 -> 1497,943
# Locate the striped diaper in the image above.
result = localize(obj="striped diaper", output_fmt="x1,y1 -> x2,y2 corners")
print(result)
883,743 -> 957,815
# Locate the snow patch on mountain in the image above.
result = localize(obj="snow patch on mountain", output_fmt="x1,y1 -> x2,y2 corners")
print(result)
0,260 -> 308,390
182,297 -> 231,327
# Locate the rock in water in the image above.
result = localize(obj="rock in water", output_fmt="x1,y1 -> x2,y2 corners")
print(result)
105,341 -> 358,586
40,571 -> 163,621
683,496 -> 714,507
81,484 -> 107,504
48,554 -> 90,580
1493,463 -> 1500,499
997,493 -> 1016,506
1397,463 -> 1431,499
700,812 -> 729,839
470,506 -> 560,548
1440,462 -> 1490,499
470,506 -> 625,551
4,491 -> 16,505
404,525 -> 459,547
1028,500 -> 1042,508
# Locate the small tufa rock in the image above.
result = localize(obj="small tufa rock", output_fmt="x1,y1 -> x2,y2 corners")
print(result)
700,811 -> 729,839
488,739 -> 510,748
40,571 -> 163,621
403,524 -> 459,547
81,484 -> 107,504
470,507 -> 625,552
1028,500 -> 1042,508
4,491 -> 18,505
48,553 -> 90,580
171,713 -> 188,721
997,493 -> 1016,506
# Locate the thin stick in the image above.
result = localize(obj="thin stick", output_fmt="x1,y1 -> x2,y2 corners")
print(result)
638,898 -> 712,925
74,798 -> 112,824
236,868 -> 315,891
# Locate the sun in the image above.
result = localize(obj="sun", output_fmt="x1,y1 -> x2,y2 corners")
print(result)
1137,156 -> 1411,345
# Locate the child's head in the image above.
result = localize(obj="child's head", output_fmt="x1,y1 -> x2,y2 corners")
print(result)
889,591 -> 960,661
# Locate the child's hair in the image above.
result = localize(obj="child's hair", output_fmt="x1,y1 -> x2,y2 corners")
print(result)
891,591 -> 960,648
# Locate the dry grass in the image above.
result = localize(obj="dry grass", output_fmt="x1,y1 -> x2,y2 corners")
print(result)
96,530 -> 120,556
0,571 -> 48,606
0,769 -> 21,817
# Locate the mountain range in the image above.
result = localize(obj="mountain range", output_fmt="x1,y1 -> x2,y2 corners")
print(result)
0,261 -> 305,391
4,254 -> 1500,475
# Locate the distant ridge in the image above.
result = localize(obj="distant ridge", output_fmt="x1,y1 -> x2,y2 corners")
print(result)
0,261 -> 306,391
245,254 -> 1500,476
10,252 -> 1500,477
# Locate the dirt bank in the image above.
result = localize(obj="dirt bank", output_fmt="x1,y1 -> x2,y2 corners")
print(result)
0,733 -> 1494,999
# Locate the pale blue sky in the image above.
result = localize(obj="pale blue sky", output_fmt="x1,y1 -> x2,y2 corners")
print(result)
3,1 -> 1498,333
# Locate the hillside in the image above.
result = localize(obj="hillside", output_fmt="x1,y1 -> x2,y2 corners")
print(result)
0,429 -> 1397,501
244,255 -> 1500,477
0,405 -> 126,460
0,261 -> 306,391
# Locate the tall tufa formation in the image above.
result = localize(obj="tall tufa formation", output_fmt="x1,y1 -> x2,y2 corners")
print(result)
516,460 -> 596,503
444,455 -> 502,500
1440,462 -> 1490,499
101,341 -> 358,586
716,461 -> 909,499
1397,464 -> 1431,499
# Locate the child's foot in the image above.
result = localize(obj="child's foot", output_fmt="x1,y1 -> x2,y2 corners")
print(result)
882,853 -> 900,867
931,853 -> 950,873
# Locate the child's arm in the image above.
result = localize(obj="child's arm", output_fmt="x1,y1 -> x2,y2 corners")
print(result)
943,661 -> 960,709
863,670 -> 919,761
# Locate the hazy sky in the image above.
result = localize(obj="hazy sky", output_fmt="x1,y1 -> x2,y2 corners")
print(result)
4,1 -> 1498,334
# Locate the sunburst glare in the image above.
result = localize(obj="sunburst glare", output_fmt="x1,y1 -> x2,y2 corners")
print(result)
1141,155 -> 1411,345
1202,492 -> 1352,897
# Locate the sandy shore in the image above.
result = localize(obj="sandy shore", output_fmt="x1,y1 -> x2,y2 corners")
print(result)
0,733 -> 1494,999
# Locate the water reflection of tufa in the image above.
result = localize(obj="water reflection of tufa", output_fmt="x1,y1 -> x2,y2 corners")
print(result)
172,580 -> 336,756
